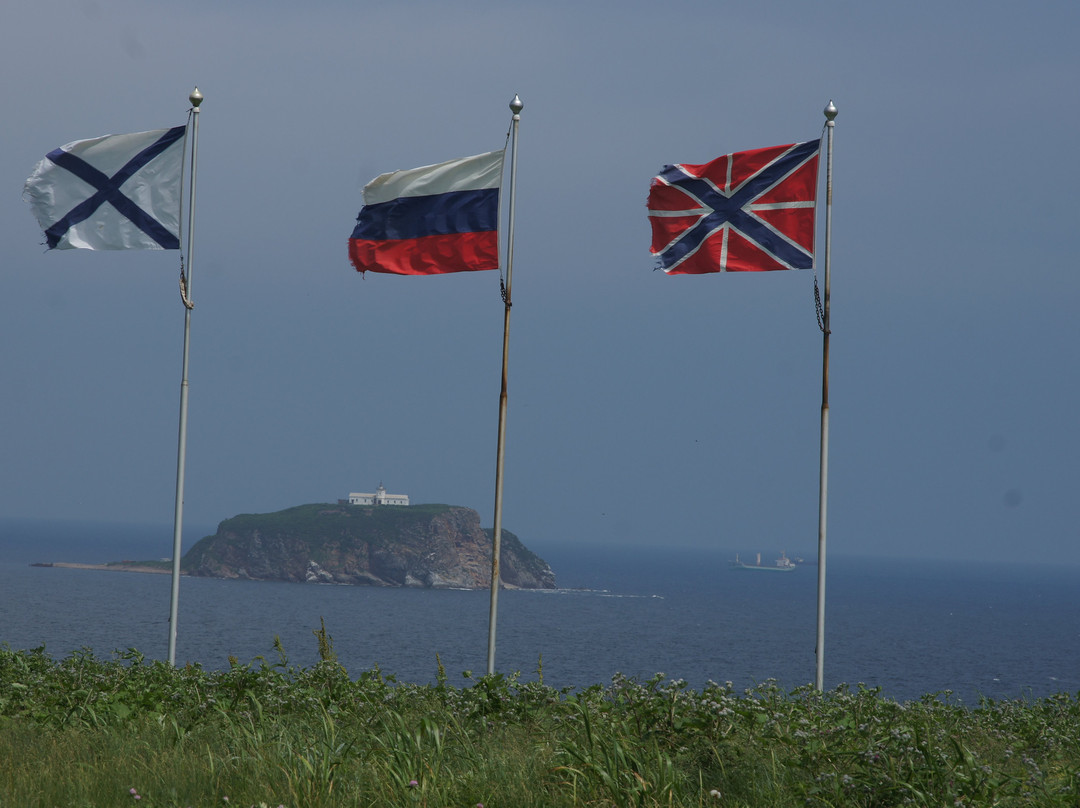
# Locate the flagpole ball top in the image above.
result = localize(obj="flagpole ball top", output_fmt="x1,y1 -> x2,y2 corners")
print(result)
189,87 -> 204,107
510,94 -> 523,117
824,100 -> 837,121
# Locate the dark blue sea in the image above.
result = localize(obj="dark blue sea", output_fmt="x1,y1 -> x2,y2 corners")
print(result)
2,518 -> 1078,705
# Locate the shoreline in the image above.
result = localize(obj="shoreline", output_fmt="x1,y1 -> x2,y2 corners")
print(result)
30,562 -> 173,575
28,562 -> 543,589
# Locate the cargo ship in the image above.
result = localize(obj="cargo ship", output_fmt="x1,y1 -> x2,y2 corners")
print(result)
730,551 -> 797,572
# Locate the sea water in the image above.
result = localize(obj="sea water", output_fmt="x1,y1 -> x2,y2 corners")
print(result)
1,519 -> 1077,704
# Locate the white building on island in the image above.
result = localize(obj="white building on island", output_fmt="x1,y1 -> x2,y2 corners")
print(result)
347,483 -> 409,507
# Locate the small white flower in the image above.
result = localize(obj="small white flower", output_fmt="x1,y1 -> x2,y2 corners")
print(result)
709,788 -> 722,798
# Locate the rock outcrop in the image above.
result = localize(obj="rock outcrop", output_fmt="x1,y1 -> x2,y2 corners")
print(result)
182,503 -> 555,590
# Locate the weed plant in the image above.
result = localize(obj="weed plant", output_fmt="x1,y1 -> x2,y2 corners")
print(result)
1,635 -> 1078,807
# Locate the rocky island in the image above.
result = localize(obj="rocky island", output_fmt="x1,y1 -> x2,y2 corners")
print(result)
181,503 -> 555,590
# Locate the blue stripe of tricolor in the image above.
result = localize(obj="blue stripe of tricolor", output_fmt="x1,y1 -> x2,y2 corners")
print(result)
44,125 -> 186,250
350,188 -> 499,241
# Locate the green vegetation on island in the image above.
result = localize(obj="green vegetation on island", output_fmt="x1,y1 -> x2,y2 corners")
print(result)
190,503 -> 462,556
1,638 -> 1078,807
85,502 -> 555,590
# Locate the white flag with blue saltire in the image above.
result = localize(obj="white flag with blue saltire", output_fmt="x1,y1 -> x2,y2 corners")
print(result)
24,126 -> 186,251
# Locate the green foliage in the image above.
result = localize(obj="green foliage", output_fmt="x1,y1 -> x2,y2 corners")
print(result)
312,617 -> 338,665
105,559 -> 173,571
2,643 -> 1079,807
184,503 -> 456,568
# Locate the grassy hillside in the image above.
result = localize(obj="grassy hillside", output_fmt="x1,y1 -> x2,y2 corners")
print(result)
2,643 -> 1078,807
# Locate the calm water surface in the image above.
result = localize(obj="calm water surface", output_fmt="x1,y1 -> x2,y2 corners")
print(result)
2,519 -> 1077,704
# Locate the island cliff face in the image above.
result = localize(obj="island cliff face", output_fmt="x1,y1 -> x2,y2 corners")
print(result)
182,503 -> 555,590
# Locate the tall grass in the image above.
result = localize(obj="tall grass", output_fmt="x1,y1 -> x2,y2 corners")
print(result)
2,638 -> 1078,807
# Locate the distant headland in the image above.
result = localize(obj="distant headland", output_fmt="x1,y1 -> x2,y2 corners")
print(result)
33,500 -> 556,591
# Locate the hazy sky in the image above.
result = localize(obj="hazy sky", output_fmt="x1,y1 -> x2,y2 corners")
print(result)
2,0 -> 1077,567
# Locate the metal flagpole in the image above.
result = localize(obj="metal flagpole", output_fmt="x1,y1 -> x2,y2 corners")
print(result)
167,87 -> 202,667
487,94 -> 523,676
815,99 -> 837,691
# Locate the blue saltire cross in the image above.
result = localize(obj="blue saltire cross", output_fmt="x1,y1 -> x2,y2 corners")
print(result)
654,139 -> 819,271
44,125 -> 186,250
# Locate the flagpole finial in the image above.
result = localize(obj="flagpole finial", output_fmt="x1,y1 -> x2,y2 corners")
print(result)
509,94 -> 523,119
189,87 -> 204,108
824,100 -> 837,122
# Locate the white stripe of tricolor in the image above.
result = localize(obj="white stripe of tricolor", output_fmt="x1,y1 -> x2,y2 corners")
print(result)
362,150 -> 504,205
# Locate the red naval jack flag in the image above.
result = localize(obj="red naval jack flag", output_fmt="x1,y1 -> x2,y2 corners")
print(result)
648,140 -> 820,274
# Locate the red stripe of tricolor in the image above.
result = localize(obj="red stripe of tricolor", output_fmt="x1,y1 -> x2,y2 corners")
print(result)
349,231 -> 499,275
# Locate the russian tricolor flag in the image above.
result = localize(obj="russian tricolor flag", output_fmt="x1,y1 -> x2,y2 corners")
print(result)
349,150 -> 504,275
